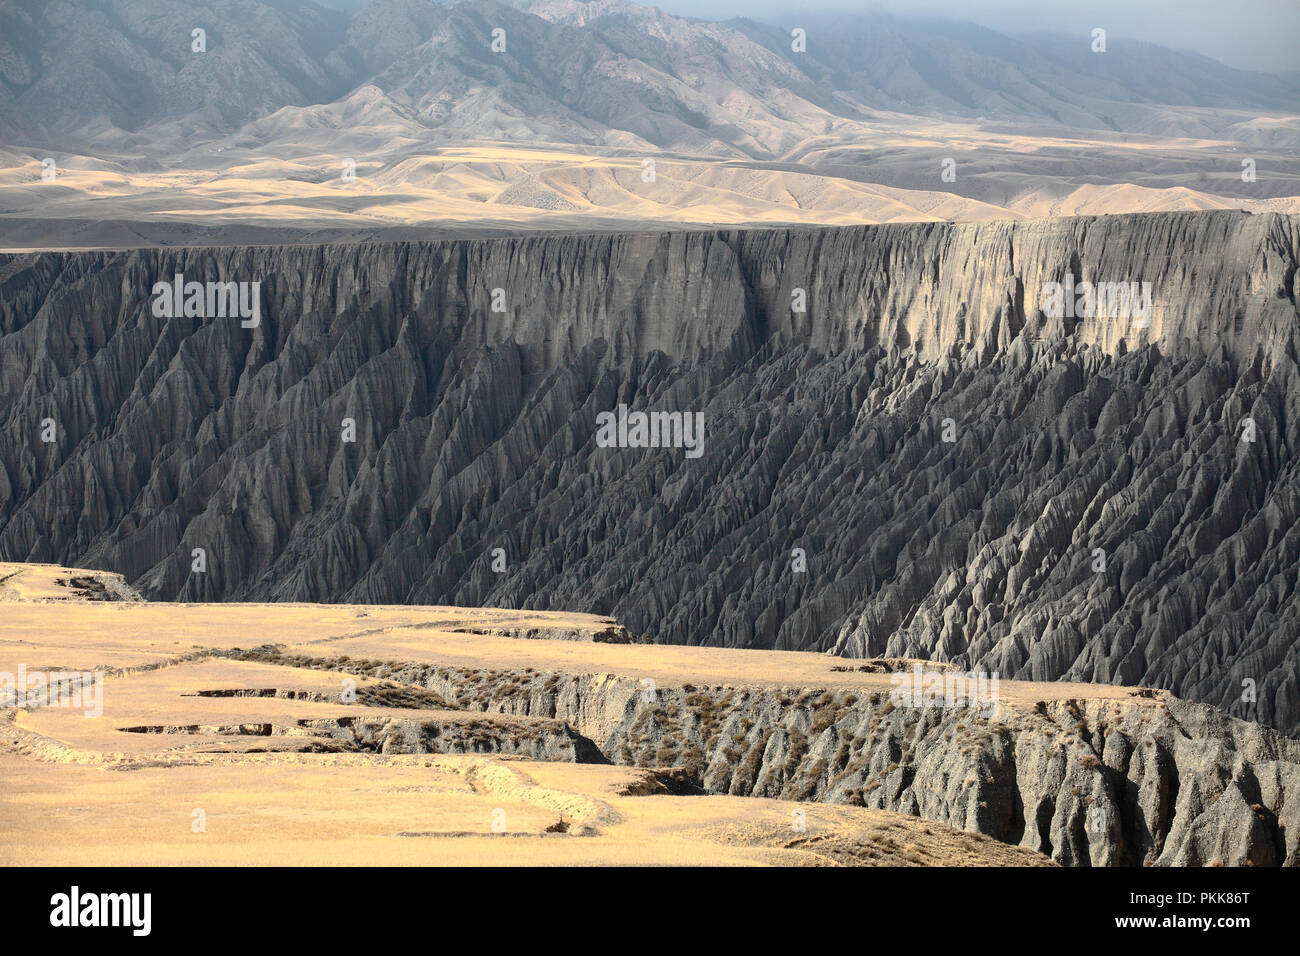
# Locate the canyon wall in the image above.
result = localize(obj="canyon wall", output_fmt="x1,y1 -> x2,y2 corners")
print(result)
231,645 -> 1300,867
2,211 -> 1299,731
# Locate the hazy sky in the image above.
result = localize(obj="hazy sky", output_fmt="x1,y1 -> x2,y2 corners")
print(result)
649,0 -> 1300,73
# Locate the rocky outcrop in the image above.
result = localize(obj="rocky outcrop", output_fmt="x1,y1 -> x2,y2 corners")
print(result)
232,646 -> 1300,867
293,714 -> 606,762
0,561 -> 143,602
2,211 -> 1300,733
445,622 -> 634,643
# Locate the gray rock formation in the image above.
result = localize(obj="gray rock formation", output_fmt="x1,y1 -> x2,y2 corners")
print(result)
237,645 -> 1300,867
2,210 -> 1299,734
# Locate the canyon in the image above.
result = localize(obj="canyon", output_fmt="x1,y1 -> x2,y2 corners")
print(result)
2,210 -> 1299,739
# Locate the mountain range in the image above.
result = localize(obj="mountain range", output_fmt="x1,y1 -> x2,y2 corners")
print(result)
1,0 -> 1297,241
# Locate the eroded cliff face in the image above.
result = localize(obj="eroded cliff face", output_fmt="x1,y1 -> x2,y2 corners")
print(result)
228,646 -> 1300,867
2,211 -> 1299,730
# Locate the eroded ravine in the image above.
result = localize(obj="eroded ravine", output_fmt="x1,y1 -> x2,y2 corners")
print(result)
5,212 -> 1300,736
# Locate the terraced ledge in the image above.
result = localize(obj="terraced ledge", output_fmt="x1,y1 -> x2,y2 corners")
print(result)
0,567 -> 1284,867
233,646 -> 1300,867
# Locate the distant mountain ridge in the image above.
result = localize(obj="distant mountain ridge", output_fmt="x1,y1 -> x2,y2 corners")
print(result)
1,0 -> 1297,243
2,0 -> 1297,153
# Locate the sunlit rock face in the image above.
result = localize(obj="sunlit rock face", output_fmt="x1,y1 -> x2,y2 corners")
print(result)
2,210 -> 1298,732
